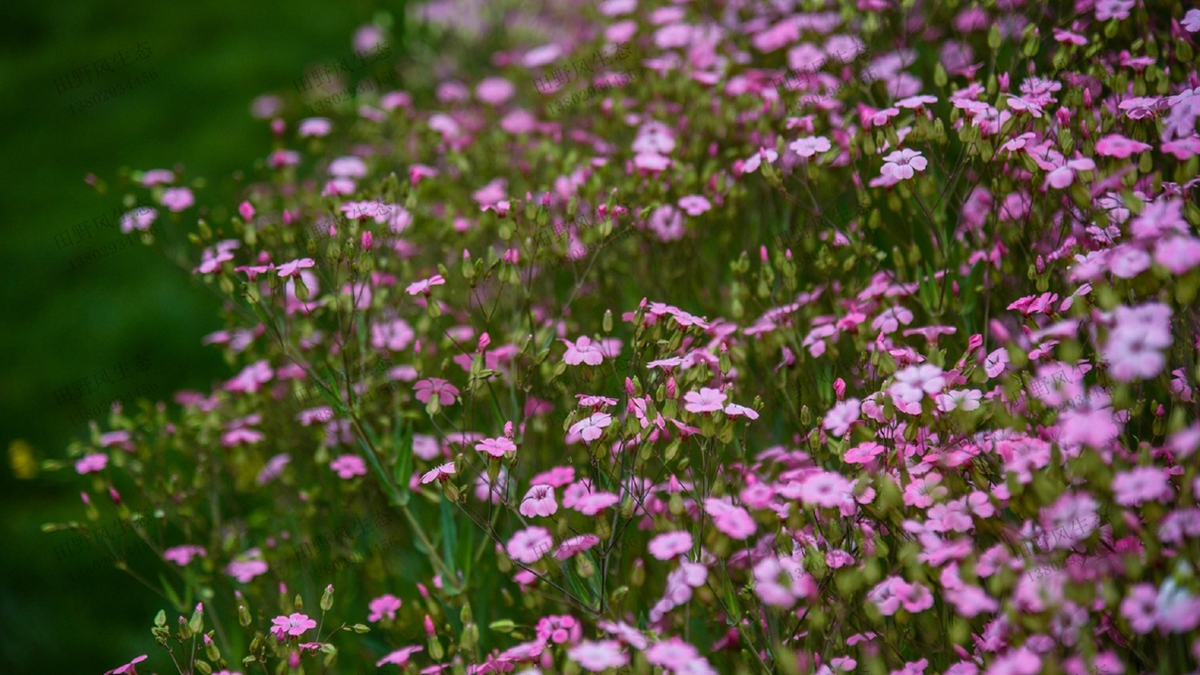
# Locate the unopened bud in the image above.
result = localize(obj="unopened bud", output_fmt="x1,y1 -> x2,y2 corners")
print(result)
239,201 -> 255,221
625,377 -> 636,397
478,333 -> 491,352
321,584 -> 334,611
425,614 -> 436,637
362,231 -> 373,250
604,309 -> 613,333
504,421 -> 514,439
239,605 -> 251,627
667,377 -> 677,399
109,487 -> 121,504
833,378 -> 846,400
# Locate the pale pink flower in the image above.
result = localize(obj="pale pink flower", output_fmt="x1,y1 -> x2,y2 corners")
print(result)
1112,466 -> 1172,506
575,492 -> 620,516
375,646 -> 423,667
936,389 -> 983,412
507,526 -> 554,564
562,336 -> 606,366
569,640 -> 629,671
683,387 -> 727,413
475,436 -> 517,459
406,275 -> 446,295
371,319 -> 415,352
555,534 -> 601,560
648,531 -> 694,560
645,638 -> 700,669
226,559 -> 268,583
569,412 -> 613,443
1121,584 -> 1159,633
119,207 -> 157,233
420,462 -> 456,484
881,149 -> 927,180
753,555 -> 814,607
789,135 -> 832,158
800,470 -> 853,509
890,364 -> 946,404
329,156 -> 368,178
678,195 -> 712,216
1095,134 -> 1152,158
141,169 -> 174,186
520,485 -> 558,517
104,654 -> 148,675
822,399 -> 860,437
703,497 -> 756,539
298,118 -> 332,137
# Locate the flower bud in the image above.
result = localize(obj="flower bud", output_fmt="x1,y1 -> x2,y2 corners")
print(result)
604,309 -> 613,333
81,491 -> 90,505
504,421 -> 514,439
833,378 -> 846,400
417,583 -> 429,599
178,615 -> 192,640
625,377 -> 636,398
238,605 -> 251,627
271,118 -> 286,137
478,333 -> 491,353
361,231 -> 373,250
321,584 -> 334,611
195,660 -> 212,675
238,201 -> 255,221
109,487 -> 121,504
425,614 -> 436,637
289,651 -> 301,668
189,603 -> 204,634
667,376 -> 677,399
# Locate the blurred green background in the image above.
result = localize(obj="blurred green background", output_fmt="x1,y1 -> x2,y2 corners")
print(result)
0,1 -> 409,671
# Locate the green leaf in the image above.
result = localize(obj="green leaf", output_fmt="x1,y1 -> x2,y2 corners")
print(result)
394,417 -> 413,506
439,495 -> 458,585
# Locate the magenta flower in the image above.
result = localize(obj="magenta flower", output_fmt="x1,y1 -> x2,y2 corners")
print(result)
506,526 -> 554,564
276,258 -> 315,278
520,485 -> 558,517
475,436 -> 518,459
75,453 -> 108,474
406,274 -> 446,296
414,378 -> 459,405
683,387 -> 727,413
330,454 -> 367,479
163,545 -> 207,566
562,335 -> 606,366
367,594 -> 402,622
104,654 -> 148,675
574,492 -> 620,516
648,531 -> 693,560
880,149 -> 927,180
555,534 -> 601,560
1044,156 -> 1095,189
270,613 -> 317,641
1095,134 -> 1152,158
889,364 -> 946,404
376,645 -> 423,667
160,187 -> 195,212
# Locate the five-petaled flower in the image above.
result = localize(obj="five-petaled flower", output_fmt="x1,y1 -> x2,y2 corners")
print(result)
880,149 -> 928,181
270,612 -> 317,641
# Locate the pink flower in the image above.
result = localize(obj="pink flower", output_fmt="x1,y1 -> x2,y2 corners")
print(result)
368,594 -> 402,622
754,555 -> 814,607
329,156 -> 367,178
1107,244 -> 1152,279
276,258 -> 315,278
703,497 -> 756,539
226,559 -> 268,583
507,526 -> 554,564
575,492 -> 620,516
372,319 -> 415,351
520,485 -> 558,517
822,399 -> 861,437
799,471 -> 853,509
1112,466 -> 1172,506
645,638 -> 700,669
141,169 -> 174,186
119,207 -> 157,233
476,77 -> 515,105
537,615 -> 582,644
555,534 -> 601,560
164,545 -> 207,566
330,455 -> 367,479
569,640 -> 629,671
881,149 -> 928,180
683,387 -> 727,413
562,336 -> 606,366
569,412 -> 613,443
936,389 -> 983,412
1095,0 -> 1134,20
75,453 -> 108,474
376,645 -> 423,667
298,117 -> 332,137
1121,583 -> 1159,633
105,654 -> 148,675
414,378 -> 459,405
406,274 -> 446,295
890,364 -> 946,404
1095,134 -> 1152,158
475,436 -> 517,459
984,348 -> 1009,378
648,531 -> 694,560
678,195 -> 712,216
160,187 -> 195,212
723,403 -> 759,419
789,135 -> 832,158
1044,156 -> 1095,189
270,612 -> 317,640
420,462 -> 456,484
